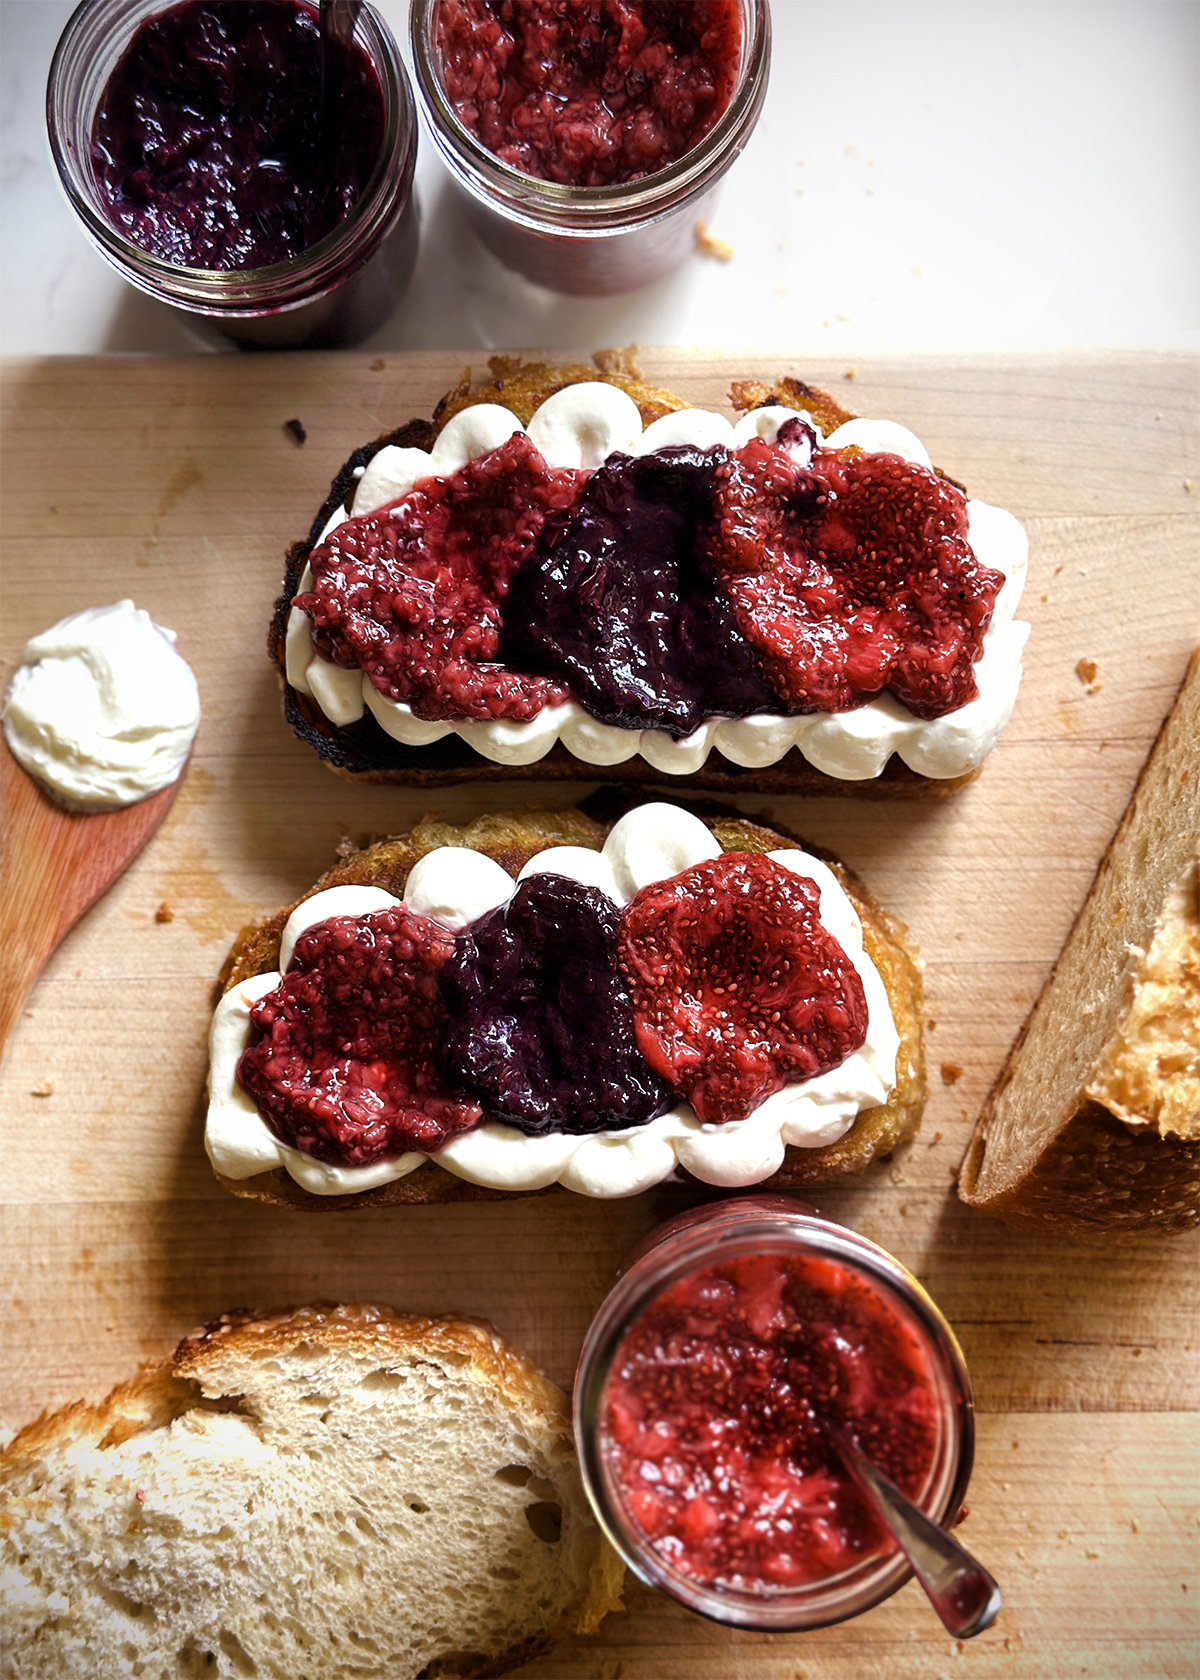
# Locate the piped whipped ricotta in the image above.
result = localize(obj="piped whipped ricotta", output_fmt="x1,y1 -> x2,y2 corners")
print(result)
3,600 -> 200,810
285,385 -> 1029,780
206,804 -> 901,1199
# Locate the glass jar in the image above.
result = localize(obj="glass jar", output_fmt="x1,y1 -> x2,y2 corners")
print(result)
410,0 -> 771,296
47,0 -> 419,348
574,1195 -> 975,1631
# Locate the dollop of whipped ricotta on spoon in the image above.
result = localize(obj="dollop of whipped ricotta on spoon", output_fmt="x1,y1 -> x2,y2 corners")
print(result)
3,600 -> 200,810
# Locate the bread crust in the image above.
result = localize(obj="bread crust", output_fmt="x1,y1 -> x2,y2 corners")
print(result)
959,651 -> 1200,1237
212,791 -> 925,1211
268,353 -> 978,798
1,1303 -> 625,1678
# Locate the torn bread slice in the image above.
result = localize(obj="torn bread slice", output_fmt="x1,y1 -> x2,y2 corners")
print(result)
0,1304 -> 623,1680
959,650 -> 1200,1236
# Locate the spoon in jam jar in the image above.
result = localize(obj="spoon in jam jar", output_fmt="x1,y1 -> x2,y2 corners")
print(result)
824,1419 -> 1002,1639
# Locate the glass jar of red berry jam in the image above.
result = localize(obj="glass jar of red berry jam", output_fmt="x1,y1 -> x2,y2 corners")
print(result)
410,0 -> 771,295
47,0 -> 418,348
575,1195 -> 975,1630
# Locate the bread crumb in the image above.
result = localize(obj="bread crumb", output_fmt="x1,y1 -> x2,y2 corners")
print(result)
1058,1528 -> 1068,1538
1075,657 -> 1102,693
694,220 -> 734,261
283,417 -> 307,445
927,1131 -> 943,1147
940,1062 -> 964,1085
927,1018 -> 938,1031
32,1079 -> 55,1097
890,1165 -> 906,1185
1131,1517 -> 1140,1532
155,901 -> 175,923
1185,479 -> 1193,492
900,1203 -> 908,1217
370,357 -> 385,371
1086,1549 -> 1100,1559
1012,1439 -> 1020,1450
1016,1547 -> 1026,1558
844,367 -> 856,380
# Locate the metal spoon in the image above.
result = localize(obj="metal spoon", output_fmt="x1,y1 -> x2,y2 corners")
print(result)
827,1422 -> 1002,1639
319,0 -> 361,109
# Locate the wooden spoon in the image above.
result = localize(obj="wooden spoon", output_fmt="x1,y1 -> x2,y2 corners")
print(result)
0,739 -> 185,1051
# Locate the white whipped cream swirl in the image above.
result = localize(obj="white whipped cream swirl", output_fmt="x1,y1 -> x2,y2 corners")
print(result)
3,600 -> 200,810
285,385 -> 1028,781
206,804 -> 901,1200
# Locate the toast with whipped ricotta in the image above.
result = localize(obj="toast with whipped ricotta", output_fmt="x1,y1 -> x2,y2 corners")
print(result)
0,1303 -> 623,1679
272,355 -> 1029,794
206,795 -> 924,1209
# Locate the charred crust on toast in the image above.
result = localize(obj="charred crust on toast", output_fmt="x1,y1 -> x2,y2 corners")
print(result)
215,794 -> 925,1210
270,361 -> 980,796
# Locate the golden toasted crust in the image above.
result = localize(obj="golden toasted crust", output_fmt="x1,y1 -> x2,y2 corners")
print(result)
269,355 -> 978,797
432,349 -> 689,432
214,795 -> 925,1211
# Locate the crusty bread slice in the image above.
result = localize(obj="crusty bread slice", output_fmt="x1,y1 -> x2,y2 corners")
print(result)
268,352 -> 974,798
0,1304 -> 623,1680
213,791 -> 925,1211
959,650 -> 1200,1236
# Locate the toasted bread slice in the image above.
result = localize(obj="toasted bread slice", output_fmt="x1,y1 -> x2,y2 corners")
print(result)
959,651 -> 1200,1236
212,792 -> 925,1211
0,1304 -> 623,1680
269,352 -> 984,797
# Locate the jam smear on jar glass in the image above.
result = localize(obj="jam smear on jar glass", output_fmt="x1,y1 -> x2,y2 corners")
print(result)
91,0 -> 386,270
501,445 -> 778,739
619,852 -> 868,1123
602,1250 -> 940,1591
439,872 -> 671,1134
236,905 -> 481,1163
433,0 -> 743,187
709,439 -> 1005,720
296,432 -> 582,722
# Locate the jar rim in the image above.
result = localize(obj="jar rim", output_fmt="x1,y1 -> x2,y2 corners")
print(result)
573,1202 -> 975,1632
46,0 -> 417,315
410,0 -> 771,236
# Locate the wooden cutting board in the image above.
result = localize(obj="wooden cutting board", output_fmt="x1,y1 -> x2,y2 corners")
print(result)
1,349 -> 1196,1679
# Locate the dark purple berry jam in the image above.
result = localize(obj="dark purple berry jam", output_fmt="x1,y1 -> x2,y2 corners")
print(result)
434,0 -> 742,187
91,0 -> 385,271
439,872 -> 671,1134
501,446 -> 779,740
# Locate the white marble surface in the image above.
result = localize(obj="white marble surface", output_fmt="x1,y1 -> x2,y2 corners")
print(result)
1,0 -> 1196,357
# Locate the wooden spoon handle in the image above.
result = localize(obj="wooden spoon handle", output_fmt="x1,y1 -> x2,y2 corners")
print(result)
0,742 -> 182,1051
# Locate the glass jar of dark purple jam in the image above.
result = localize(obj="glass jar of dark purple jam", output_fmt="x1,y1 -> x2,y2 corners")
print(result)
410,0 -> 771,296
47,0 -> 418,347
575,1196 -> 976,1630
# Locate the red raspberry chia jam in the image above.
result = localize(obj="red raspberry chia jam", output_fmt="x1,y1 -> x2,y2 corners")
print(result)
433,0 -> 742,187
575,1198 -> 975,1630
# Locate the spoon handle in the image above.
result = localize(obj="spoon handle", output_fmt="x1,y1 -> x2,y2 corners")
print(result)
830,1427 -> 1002,1639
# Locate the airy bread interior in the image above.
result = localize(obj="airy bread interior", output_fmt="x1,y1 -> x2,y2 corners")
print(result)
0,1305 -> 623,1680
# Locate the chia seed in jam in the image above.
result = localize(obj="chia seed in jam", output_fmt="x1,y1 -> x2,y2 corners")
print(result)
297,431 -> 580,721
439,872 -> 671,1134
236,904 -> 480,1163
602,1251 -> 940,1590
708,440 -> 1004,719
618,852 -> 869,1124
433,0 -> 742,187
91,1 -> 386,272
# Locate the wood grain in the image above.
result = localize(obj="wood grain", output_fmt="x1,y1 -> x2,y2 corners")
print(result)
0,740 -> 182,1047
1,350 -> 1197,1678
